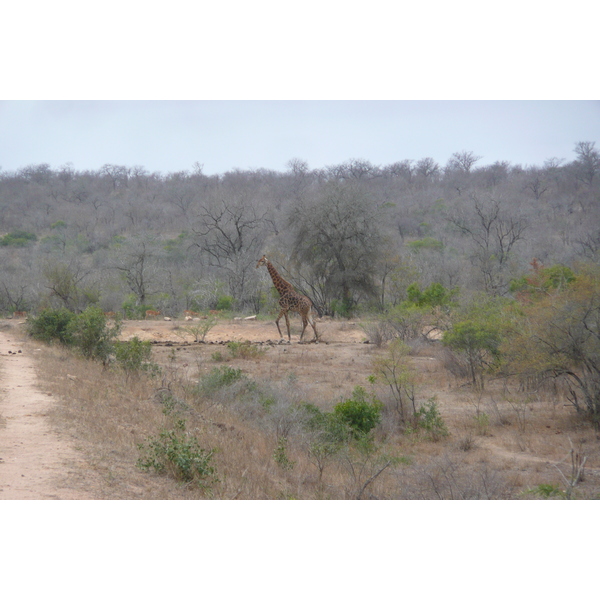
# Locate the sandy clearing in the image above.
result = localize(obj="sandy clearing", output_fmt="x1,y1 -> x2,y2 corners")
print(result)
0,330 -> 95,500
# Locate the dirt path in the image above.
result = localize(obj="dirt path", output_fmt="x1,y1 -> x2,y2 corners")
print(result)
0,330 -> 95,499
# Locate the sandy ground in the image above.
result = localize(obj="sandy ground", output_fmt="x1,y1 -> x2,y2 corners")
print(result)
120,314 -> 366,344
122,316 -> 374,409
0,328 -> 97,499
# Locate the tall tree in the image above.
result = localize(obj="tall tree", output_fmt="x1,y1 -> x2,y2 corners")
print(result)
572,141 -> 600,186
503,266 -> 600,425
192,194 -> 273,304
446,150 -> 482,174
109,237 -> 165,307
289,181 -> 388,314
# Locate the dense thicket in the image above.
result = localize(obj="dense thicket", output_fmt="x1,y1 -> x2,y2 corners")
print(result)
0,143 -> 598,316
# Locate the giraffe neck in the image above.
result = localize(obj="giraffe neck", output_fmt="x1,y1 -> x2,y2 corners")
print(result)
266,260 -> 294,296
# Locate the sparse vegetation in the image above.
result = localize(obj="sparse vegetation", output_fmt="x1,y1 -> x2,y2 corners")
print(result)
332,387 -> 382,439
198,365 -> 245,395
19,313 -> 600,500
114,336 -> 154,376
28,306 -> 121,363
137,418 -> 218,490
27,307 -> 75,345
177,315 -> 218,342
226,340 -> 267,360
407,398 -> 449,441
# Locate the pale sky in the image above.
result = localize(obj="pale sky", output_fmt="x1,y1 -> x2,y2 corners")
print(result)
1,100 -> 598,175
2,3 -> 599,177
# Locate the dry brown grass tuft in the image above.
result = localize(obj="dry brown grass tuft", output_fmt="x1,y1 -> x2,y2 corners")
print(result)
19,318 -> 600,500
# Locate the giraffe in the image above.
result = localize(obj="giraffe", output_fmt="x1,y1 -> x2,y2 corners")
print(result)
256,255 -> 318,343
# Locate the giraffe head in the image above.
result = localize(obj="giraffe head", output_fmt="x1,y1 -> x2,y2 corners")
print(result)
256,255 -> 268,269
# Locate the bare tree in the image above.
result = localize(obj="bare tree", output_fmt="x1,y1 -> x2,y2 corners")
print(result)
42,256 -> 97,311
383,159 -> 413,182
572,141 -> 600,186
109,237 -> 165,307
448,195 -> 528,294
0,280 -> 31,313
415,157 -> 440,180
192,195 -> 273,303
524,168 -> 549,200
100,164 -> 132,191
447,150 -> 482,174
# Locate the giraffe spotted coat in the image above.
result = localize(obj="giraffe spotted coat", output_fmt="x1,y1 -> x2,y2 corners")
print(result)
256,255 -> 318,342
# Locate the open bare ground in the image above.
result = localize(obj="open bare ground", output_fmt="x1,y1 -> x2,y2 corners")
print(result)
2,315 -> 599,499
0,325 -> 100,498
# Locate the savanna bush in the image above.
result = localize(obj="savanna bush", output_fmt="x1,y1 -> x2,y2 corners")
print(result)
137,419 -> 218,489
333,386 -> 382,438
0,229 -> 37,247
27,307 -> 75,344
227,341 -> 266,359
114,336 -> 154,375
301,387 -> 383,445
406,397 -> 449,441
198,365 -> 245,395
67,306 -> 121,362
28,306 -> 121,364
216,295 -> 234,311
178,315 -> 218,342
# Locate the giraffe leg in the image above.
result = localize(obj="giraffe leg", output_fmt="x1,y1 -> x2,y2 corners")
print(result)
305,309 -> 318,341
275,309 -> 285,339
283,311 -> 291,341
309,312 -> 319,341
299,314 -> 308,341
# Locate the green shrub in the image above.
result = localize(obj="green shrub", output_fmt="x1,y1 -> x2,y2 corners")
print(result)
28,306 -> 121,364
137,419 -> 218,489
406,237 -> 444,253
332,386 -> 382,438
302,390 -> 382,445
114,336 -> 153,375
227,341 -> 266,359
27,308 -> 76,345
407,398 -> 449,441
0,230 -> 37,247
510,263 -> 576,298
331,298 -> 353,318
216,295 -> 234,311
273,437 -> 295,471
66,306 -> 121,362
301,402 -> 349,457
443,320 -> 502,388
199,365 -> 244,394
405,282 -> 457,308
524,484 -> 565,499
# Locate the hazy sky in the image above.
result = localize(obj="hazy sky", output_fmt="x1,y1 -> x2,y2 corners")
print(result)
1,100 -> 599,176
2,5 -> 598,177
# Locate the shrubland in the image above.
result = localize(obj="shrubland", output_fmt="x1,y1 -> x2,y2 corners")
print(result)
1,143 -> 599,318
6,142 -> 600,498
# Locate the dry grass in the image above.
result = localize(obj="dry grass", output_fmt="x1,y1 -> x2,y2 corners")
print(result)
19,318 -> 600,500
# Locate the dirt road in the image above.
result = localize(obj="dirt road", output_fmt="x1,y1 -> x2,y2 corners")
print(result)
0,330 -> 94,500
